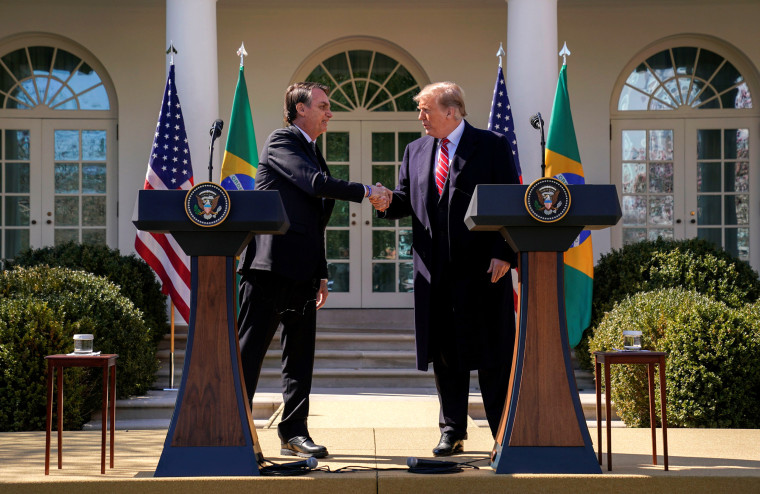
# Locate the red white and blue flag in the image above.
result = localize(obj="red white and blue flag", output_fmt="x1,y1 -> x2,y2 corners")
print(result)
134,63 -> 193,323
487,65 -> 522,184
487,64 -> 522,315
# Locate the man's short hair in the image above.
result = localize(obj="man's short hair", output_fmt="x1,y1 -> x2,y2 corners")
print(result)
284,82 -> 330,125
413,82 -> 468,119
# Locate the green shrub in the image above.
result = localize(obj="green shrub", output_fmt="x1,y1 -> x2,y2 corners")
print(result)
578,238 -> 760,369
0,266 -> 158,431
590,288 -> 760,428
7,242 -> 168,345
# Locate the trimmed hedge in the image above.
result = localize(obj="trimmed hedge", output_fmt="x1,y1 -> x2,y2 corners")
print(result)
589,288 -> 760,428
0,266 -> 158,431
577,238 -> 760,369
7,242 -> 168,345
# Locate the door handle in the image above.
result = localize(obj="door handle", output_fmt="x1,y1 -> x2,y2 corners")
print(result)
31,220 -> 37,225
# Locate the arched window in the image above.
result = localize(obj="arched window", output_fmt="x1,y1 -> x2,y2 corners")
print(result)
0,35 -> 117,257
305,49 -> 420,112
0,46 -> 110,110
611,36 -> 760,267
618,46 -> 752,111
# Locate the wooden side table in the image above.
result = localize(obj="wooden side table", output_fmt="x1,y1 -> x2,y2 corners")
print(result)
594,351 -> 668,471
45,354 -> 118,475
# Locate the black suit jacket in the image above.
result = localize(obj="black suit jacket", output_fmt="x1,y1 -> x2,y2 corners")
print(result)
238,125 -> 365,281
380,120 -> 520,371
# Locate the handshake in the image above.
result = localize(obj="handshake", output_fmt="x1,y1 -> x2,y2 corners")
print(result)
367,182 -> 393,212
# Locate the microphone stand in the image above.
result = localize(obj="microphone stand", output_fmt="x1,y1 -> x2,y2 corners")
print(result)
539,120 -> 546,178
208,137 -> 217,182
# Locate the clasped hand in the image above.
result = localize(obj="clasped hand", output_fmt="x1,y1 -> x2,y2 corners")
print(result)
368,182 -> 393,212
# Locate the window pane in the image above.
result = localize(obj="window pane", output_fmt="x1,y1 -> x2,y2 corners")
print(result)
55,228 -> 78,245
648,163 -> 673,193
697,162 -> 721,192
322,52 -> 351,84
373,165 -> 395,190
399,262 -> 414,293
5,163 -> 29,193
5,229 -> 29,259
623,228 -> 647,245
325,132 -> 349,162
622,130 -> 646,160
82,163 -> 106,194
55,196 -> 79,225
648,228 -> 674,241
82,229 -> 106,245
348,50 -> 372,79
82,196 -> 106,226
327,263 -> 349,292
622,195 -> 646,225
4,130 -> 29,159
55,163 -> 79,193
5,196 -> 29,225
725,228 -> 749,260
55,130 -> 79,160
372,133 -> 394,162
697,227 -> 722,249
82,130 -> 106,160
326,230 -> 349,259
399,230 -> 413,259
618,85 -> 649,111
697,195 -> 721,225
725,161 -> 749,192
724,195 -> 749,225
373,230 -> 396,259
372,263 -> 395,292
724,129 -> 748,159
78,85 -> 110,111
697,129 -> 721,159
648,130 -> 673,160
648,196 -> 673,225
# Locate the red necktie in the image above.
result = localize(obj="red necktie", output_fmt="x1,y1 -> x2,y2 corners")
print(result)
435,138 -> 450,195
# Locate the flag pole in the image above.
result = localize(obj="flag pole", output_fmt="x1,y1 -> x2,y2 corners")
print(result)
164,300 -> 177,391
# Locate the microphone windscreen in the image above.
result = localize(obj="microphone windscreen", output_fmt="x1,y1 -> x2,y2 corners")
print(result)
306,456 -> 318,469
407,457 -> 417,468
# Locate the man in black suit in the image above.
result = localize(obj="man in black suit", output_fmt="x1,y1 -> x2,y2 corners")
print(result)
376,81 -> 519,456
238,82 -> 390,458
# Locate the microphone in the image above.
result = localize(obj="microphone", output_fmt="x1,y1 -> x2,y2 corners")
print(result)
209,119 -> 224,138
407,457 -> 458,469
278,457 -> 319,470
207,119 -> 224,182
529,112 -> 543,130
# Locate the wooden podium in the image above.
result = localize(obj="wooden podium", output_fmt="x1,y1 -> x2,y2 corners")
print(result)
133,189 -> 289,477
465,184 -> 621,474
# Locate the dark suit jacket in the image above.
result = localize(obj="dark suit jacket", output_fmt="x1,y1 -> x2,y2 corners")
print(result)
380,120 -> 520,371
238,125 -> 366,281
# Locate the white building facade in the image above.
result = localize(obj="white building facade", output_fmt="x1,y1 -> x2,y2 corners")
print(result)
0,0 -> 758,309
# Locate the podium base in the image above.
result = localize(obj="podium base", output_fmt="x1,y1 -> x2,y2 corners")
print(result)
155,446 -> 262,477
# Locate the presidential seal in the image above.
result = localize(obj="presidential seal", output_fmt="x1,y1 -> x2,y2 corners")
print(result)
524,177 -> 571,223
185,182 -> 231,227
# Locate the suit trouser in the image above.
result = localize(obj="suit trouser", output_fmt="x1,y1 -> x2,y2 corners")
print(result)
238,269 -> 318,441
433,353 -> 510,439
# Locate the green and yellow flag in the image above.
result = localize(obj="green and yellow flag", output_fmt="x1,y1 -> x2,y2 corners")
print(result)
545,63 -> 593,348
220,65 -> 258,190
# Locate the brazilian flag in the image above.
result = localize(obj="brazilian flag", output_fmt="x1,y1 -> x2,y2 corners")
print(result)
545,63 -> 593,348
220,66 -> 258,190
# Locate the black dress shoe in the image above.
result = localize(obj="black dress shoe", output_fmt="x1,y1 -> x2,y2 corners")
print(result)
280,436 -> 328,458
432,433 -> 465,456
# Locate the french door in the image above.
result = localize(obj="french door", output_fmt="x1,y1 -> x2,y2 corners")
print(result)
612,117 -> 758,267
0,118 -> 117,258
317,120 -> 422,308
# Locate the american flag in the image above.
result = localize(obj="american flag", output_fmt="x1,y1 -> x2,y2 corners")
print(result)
487,65 -> 522,183
134,64 -> 193,323
487,64 -> 521,315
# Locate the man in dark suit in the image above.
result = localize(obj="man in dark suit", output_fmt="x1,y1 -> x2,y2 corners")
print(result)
377,81 -> 519,456
238,82 -> 390,458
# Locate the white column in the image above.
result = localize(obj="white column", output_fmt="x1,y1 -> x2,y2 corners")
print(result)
166,0 -> 219,183
506,0 -> 558,183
